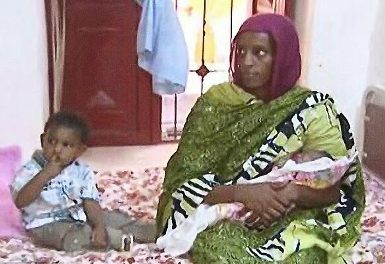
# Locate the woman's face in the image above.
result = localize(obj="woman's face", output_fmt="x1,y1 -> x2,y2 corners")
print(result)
234,32 -> 274,96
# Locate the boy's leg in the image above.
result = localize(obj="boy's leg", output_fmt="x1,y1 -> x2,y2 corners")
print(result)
61,222 -> 92,252
104,210 -> 156,243
29,220 -> 131,252
103,210 -> 136,229
121,220 -> 156,243
106,227 -> 133,251
28,222 -> 76,250
59,222 -> 128,252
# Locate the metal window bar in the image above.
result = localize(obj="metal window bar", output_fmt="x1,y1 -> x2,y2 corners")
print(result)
173,0 -> 178,142
162,0 -> 235,142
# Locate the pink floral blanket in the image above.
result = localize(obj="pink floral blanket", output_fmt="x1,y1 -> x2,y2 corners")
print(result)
0,168 -> 384,263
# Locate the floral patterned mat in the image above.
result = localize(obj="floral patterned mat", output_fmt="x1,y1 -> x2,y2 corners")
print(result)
0,168 -> 384,263
350,171 -> 385,264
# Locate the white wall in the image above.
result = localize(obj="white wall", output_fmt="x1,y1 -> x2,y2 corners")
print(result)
297,0 -> 379,149
0,1 -> 48,162
367,0 -> 385,88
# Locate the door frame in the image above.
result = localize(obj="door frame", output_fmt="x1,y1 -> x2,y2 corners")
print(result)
44,0 -> 55,115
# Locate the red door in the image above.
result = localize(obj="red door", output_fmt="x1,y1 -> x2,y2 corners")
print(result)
48,0 -> 161,146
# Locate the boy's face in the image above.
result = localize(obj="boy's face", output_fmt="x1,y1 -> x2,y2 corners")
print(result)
41,125 -> 86,166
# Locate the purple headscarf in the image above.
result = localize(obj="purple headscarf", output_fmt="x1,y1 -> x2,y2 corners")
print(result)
231,14 -> 301,100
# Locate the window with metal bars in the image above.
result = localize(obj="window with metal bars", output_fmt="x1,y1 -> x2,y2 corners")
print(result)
161,0 -> 291,141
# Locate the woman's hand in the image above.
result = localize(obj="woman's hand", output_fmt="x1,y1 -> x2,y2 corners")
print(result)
91,225 -> 109,249
235,182 -> 296,230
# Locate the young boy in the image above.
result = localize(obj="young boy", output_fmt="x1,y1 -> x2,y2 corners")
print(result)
11,111 -> 154,252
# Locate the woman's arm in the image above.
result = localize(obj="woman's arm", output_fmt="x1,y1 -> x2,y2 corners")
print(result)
205,183 -> 293,228
287,181 -> 341,209
203,185 -> 237,205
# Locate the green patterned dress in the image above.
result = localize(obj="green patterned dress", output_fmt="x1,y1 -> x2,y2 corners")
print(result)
156,82 -> 365,263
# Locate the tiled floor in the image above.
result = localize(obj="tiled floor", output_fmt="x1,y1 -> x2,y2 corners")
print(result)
79,143 -> 178,172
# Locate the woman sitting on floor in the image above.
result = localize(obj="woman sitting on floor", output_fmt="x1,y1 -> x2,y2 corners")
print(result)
156,14 -> 365,264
